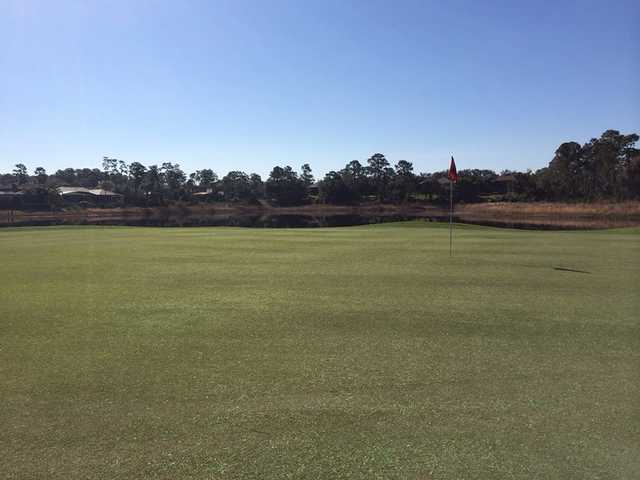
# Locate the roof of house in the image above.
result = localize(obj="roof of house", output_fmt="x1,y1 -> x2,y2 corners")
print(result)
88,189 -> 122,196
58,186 -> 92,195
193,188 -> 215,195
58,186 -> 122,196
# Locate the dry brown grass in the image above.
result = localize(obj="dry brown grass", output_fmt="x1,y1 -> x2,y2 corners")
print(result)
459,201 -> 640,216
456,202 -> 640,229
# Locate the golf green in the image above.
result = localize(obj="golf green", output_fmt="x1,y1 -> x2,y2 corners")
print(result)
1,223 -> 638,479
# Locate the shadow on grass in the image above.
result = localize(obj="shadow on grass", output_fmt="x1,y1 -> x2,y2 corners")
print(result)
553,266 -> 591,274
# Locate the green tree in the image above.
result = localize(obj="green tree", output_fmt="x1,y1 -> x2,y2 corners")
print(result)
118,160 -> 128,176
320,171 -> 359,204
193,169 -> 218,189
129,162 -> 147,191
544,142 -> 584,199
340,160 -> 366,199
249,173 -> 264,199
101,157 -> 128,193
366,153 -> 389,177
265,166 -> 307,205
102,157 -> 119,177
539,130 -> 639,200
13,164 -> 28,184
143,165 -> 163,204
455,169 -> 498,202
301,163 -> 314,187
344,160 -> 365,179
161,162 -> 186,199
391,160 -> 416,203
366,153 -> 392,201
221,171 -> 252,201
624,153 -> 640,198
395,160 -> 413,177
76,168 -> 104,188
54,168 -> 77,185
583,130 -> 639,199
34,167 -> 47,185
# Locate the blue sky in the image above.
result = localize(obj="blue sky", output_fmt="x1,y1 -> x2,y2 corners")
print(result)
1,0 -> 638,178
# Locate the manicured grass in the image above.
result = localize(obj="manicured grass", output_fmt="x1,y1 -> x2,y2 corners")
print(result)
1,223 -> 638,479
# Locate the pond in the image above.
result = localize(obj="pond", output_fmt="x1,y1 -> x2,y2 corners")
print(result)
2,212 -> 445,228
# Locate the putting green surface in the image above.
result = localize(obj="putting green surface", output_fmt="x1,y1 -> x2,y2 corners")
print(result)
1,223 -> 638,479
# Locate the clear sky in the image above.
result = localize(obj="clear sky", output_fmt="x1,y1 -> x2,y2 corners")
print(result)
1,0 -> 638,178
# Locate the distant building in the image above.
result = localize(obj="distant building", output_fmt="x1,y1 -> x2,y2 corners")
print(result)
57,186 -> 124,206
193,188 -> 223,201
193,188 -> 214,196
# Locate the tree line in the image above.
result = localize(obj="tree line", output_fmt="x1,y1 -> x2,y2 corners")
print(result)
2,129 -> 638,208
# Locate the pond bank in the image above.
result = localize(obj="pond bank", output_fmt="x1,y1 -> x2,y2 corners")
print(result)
2,202 -> 639,229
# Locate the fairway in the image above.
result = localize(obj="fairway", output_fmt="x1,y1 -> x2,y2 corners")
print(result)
1,223 -> 638,479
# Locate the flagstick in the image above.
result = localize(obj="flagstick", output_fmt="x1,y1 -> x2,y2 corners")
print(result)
449,179 -> 453,257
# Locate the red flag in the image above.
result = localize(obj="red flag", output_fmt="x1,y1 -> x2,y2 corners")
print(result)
448,156 -> 458,183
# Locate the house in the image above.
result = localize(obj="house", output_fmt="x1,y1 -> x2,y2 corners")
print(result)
193,188 -> 223,201
58,187 -> 124,206
193,188 -> 214,197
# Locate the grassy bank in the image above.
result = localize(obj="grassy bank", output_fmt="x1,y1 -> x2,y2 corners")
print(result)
1,223 -> 639,478
458,201 -> 640,228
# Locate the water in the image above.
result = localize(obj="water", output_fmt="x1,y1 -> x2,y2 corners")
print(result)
2,212 -> 438,228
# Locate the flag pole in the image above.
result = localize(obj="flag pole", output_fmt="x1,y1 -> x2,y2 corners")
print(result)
449,179 -> 453,256
447,155 -> 457,257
